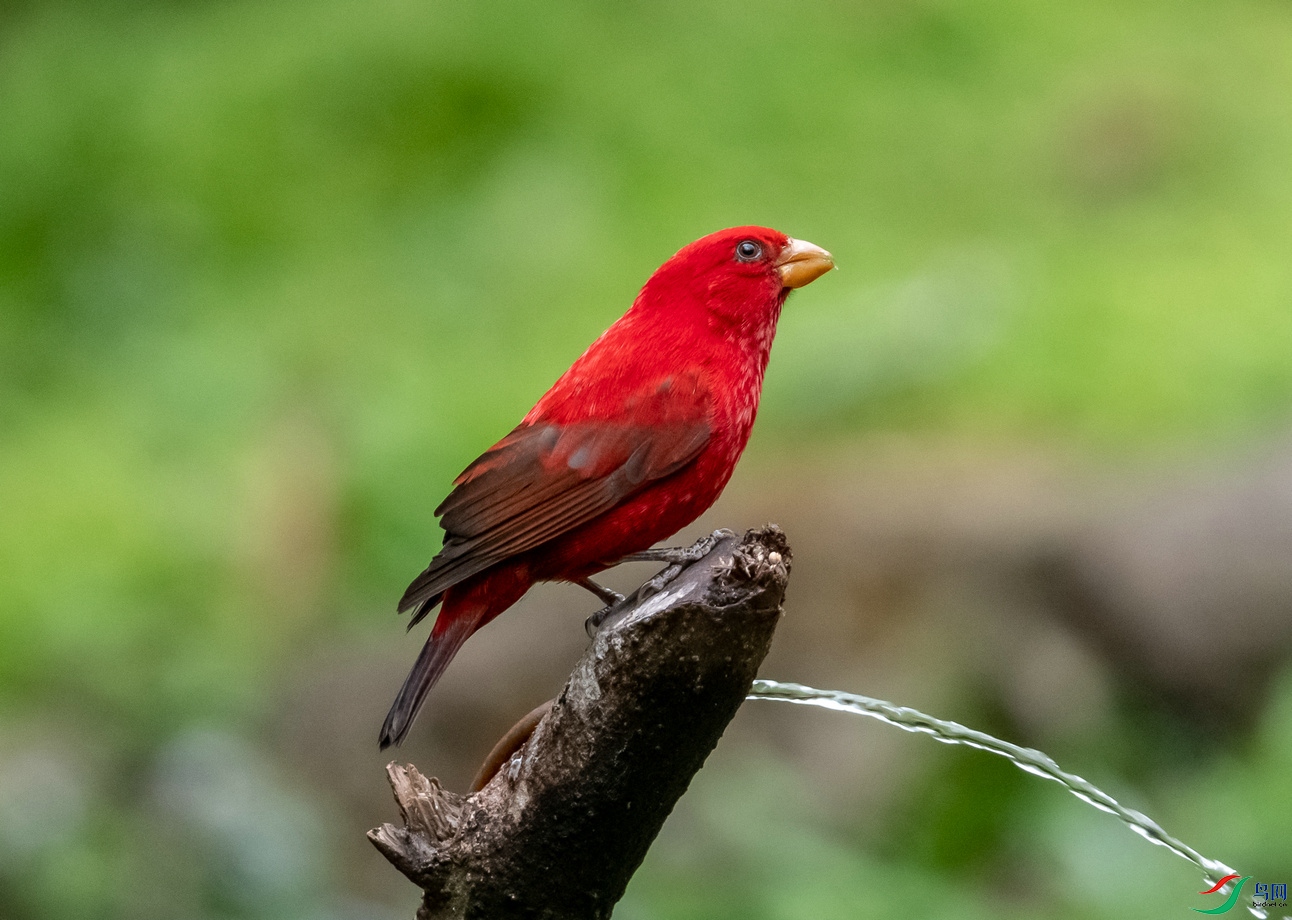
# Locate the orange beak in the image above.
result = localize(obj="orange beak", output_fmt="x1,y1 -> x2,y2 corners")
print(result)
777,238 -> 834,289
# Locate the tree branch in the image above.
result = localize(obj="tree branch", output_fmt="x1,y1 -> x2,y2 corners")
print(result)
369,525 -> 792,920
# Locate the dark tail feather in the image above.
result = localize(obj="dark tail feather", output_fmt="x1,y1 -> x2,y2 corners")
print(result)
379,604 -> 483,749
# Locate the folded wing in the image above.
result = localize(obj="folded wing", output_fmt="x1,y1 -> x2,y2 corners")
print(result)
398,377 -> 712,624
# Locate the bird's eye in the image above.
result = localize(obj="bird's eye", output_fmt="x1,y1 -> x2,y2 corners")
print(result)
735,240 -> 763,262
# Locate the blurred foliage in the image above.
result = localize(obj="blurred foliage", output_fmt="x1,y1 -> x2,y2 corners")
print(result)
2,0 -> 1291,917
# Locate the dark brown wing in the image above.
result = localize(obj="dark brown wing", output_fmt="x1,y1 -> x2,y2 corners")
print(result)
398,414 -> 710,622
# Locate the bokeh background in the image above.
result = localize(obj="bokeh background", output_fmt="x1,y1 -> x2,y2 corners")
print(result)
3,0 -> 1292,917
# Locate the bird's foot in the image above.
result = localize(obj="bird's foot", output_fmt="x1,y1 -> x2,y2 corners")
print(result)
581,578 -> 628,638
585,568 -> 678,636
575,577 -> 624,607
586,530 -> 736,637
585,603 -> 620,638
584,561 -> 691,635
620,529 -> 736,566
637,562 -> 684,600
634,528 -> 738,600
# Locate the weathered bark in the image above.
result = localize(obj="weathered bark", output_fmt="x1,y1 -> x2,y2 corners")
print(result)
369,525 -> 791,920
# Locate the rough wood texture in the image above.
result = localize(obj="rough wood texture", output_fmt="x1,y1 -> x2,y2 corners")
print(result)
369,525 -> 791,920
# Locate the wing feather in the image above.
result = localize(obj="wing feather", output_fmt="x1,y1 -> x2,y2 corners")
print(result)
399,379 -> 712,618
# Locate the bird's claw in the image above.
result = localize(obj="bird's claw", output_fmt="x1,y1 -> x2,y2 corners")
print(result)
587,530 -> 735,637
638,562 -> 684,599
585,562 -> 680,636
621,528 -> 735,566
585,606 -> 612,638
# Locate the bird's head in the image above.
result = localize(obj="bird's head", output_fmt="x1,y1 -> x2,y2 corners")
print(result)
642,226 -> 834,334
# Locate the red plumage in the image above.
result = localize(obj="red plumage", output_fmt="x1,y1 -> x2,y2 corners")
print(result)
380,226 -> 833,747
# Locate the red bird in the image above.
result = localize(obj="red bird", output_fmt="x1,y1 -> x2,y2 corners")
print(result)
380,226 -> 833,747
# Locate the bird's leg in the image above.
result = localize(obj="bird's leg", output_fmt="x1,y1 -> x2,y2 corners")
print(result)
620,528 -> 736,566
575,577 -> 625,608
585,531 -> 736,637
585,605 -> 616,638
579,578 -> 627,638
632,529 -> 736,600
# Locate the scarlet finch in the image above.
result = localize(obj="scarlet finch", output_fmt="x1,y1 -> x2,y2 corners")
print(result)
380,226 -> 833,747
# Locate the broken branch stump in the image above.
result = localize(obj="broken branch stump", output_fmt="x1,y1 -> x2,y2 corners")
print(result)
369,525 -> 792,920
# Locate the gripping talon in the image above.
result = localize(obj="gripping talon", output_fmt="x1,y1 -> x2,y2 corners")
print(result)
585,606 -> 613,638
586,530 -> 736,637
639,563 -> 683,599
581,577 -> 628,637
621,528 -> 735,566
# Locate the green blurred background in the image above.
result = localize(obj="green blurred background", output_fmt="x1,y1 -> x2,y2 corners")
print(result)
3,0 -> 1291,917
